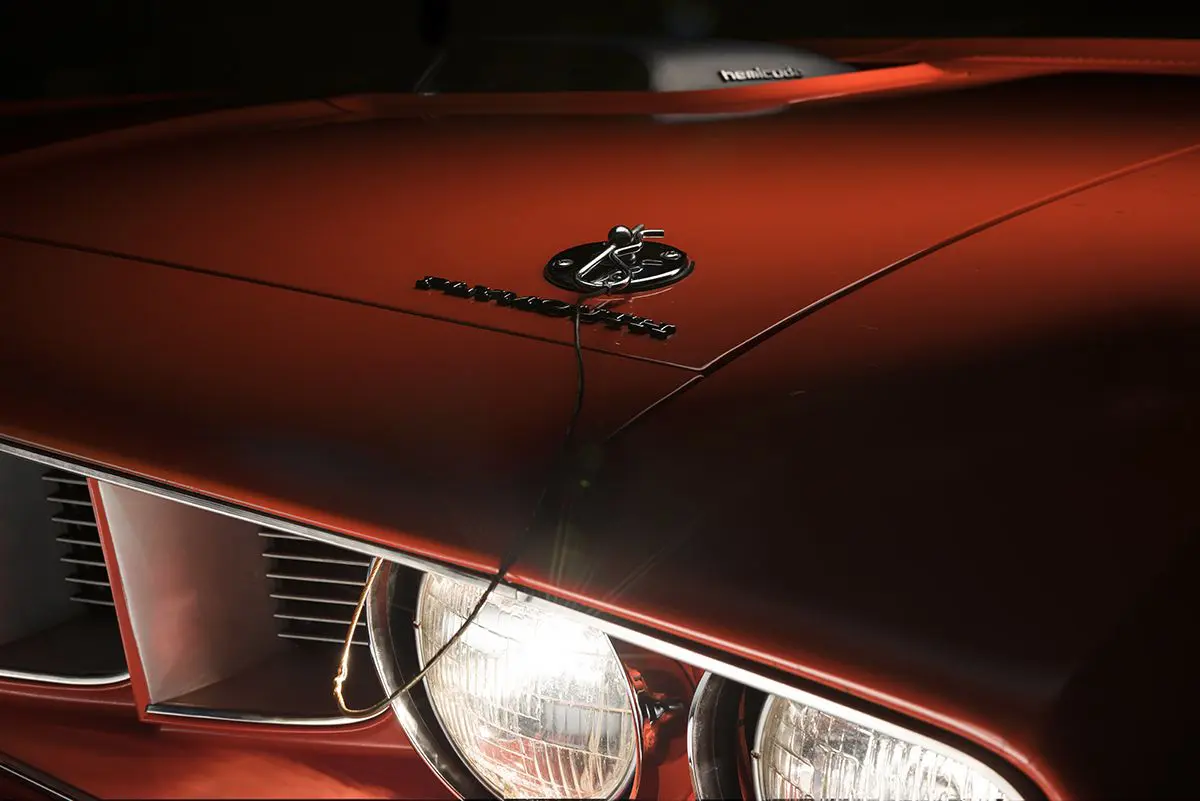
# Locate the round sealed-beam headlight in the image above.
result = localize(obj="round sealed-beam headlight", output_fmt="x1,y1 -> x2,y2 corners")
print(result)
415,572 -> 639,799
752,693 -> 1021,800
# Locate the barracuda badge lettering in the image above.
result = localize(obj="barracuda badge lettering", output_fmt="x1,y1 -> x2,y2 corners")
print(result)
414,277 -> 678,339
414,224 -> 692,340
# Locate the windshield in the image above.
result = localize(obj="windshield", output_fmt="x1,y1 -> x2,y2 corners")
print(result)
1,2 -> 1195,103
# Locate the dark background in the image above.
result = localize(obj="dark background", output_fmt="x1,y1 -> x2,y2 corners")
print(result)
1,1 -> 1196,102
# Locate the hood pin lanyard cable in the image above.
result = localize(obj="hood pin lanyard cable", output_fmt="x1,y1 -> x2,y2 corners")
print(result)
333,277 -> 627,718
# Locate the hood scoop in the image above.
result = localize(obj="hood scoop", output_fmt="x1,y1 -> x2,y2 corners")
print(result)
418,36 -> 854,95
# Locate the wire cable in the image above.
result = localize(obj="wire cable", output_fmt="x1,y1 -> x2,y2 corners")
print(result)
333,279 -> 623,717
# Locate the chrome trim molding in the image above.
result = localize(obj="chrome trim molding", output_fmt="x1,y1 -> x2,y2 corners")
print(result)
0,438 -> 1039,800
750,694 -> 775,801
0,752 -> 100,801
145,702 -> 373,728
365,562 -> 493,799
0,667 -> 129,687
687,672 -> 745,800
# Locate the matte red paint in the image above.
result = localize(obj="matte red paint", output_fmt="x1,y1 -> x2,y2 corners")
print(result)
4,63 -> 1200,372
0,678 -> 134,711
512,146 -> 1200,798
0,39 -> 1197,799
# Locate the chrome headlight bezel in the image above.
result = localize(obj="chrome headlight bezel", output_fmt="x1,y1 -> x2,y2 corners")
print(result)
366,560 -> 495,799
688,671 -> 1025,801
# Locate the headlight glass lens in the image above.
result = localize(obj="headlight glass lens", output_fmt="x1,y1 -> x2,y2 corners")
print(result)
416,573 -> 638,799
753,694 -> 1021,801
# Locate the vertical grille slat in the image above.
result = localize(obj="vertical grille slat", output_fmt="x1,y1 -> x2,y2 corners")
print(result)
262,529 -> 370,647
45,470 -> 116,611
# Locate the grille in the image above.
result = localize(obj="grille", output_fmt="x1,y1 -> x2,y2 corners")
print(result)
261,529 -> 371,647
44,469 -> 115,610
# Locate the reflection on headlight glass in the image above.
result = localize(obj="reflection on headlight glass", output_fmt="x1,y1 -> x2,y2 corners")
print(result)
754,695 -> 1020,800
417,573 -> 638,799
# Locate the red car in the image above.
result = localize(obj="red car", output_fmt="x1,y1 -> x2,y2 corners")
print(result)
0,28 -> 1197,801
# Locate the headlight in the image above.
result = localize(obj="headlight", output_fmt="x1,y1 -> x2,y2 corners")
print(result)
752,693 -> 1020,801
416,572 -> 639,799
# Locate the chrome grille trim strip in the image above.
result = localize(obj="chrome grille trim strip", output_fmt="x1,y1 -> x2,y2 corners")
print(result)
68,597 -> 116,607
274,612 -> 364,626
269,592 -> 357,606
263,551 -> 372,567
54,536 -> 102,547
60,557 -> 106,568
257,530 -> 308,541
40,474 -> 86,486
278,631 -> 368,646
49,515 -> 98,527
264,571 -> 364,586
0,668 -> 128,686
62,576 -> 109,587
45,496 -> 92,507
145,702 -> 370,728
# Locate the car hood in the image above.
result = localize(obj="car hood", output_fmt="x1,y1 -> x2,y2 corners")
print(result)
2,71 -> 1200,370
1,69 -> 1199,796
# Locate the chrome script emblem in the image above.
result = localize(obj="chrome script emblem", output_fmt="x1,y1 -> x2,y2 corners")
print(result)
414,277 -> 677,339
544,224 -> 693,294
718,66 -> 802,82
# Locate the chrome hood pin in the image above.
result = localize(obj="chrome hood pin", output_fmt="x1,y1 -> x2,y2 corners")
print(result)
544,223 -> 693,294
